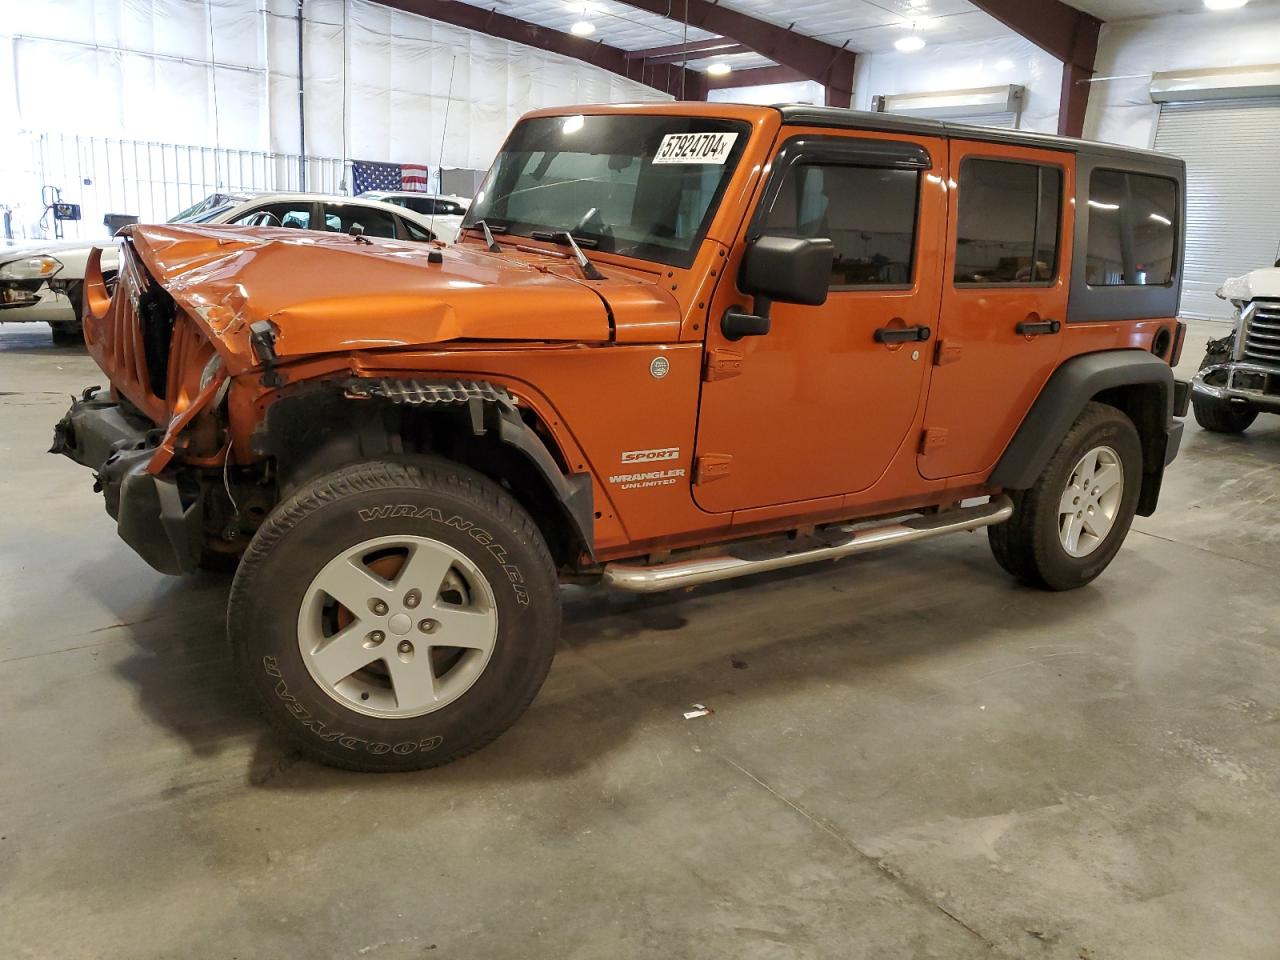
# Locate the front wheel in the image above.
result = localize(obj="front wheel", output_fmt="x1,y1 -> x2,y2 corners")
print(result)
989,402 -> 1142,591
229,459 -> 561,771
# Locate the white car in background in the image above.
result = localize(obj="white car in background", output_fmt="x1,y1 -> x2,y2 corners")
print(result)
0,191 -> 444,344
357,192 -> 470,243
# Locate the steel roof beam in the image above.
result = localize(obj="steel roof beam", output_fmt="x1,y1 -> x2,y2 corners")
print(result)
967,0 -> 1103,137
610,0 -> 856,106
376,0 -> 709,100
627,37 -> 749,63
705,64 -> 807,92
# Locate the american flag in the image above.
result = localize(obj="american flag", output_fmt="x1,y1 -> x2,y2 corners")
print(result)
351,160 -> 431,194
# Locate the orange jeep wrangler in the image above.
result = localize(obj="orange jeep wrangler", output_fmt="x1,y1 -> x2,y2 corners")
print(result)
53,103 -> 1190,771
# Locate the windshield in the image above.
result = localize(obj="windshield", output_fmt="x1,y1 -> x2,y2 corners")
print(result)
463,114 -> 751,268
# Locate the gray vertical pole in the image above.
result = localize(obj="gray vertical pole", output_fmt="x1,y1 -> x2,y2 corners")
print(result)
297,0 -> 306,190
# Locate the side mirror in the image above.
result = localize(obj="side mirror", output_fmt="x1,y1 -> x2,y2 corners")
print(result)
722,235 -> 834,341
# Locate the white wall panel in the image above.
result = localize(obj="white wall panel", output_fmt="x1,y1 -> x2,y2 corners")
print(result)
853,34 -> 1062,133
1084,5 -> 1280,148
3,0 -> 668,199
708,80 -> 824,106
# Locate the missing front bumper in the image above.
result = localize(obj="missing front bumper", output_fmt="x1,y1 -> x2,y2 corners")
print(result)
51,388 -> 202,575
1192,362 -> 1280,412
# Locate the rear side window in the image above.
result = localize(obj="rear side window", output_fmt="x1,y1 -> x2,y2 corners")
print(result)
955,158 -> 1062,285
1085,170 -> 1178,286
761,163 -> 920,287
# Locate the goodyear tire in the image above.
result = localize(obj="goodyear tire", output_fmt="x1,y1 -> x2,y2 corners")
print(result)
229,459 -> 560,772
989,402 -> 1142,591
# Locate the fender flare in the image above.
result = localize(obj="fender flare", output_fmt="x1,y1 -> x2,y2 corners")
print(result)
337,378 -> 595,558
991,350 -> 1175,494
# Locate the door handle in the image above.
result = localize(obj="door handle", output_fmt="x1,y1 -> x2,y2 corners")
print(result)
874,325 -> 931,345
1015,318 -> 1061,336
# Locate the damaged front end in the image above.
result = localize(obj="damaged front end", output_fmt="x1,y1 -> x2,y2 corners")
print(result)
51,387 -> 204,574
1192,300 -> 1280,413
51,237 -> 242,575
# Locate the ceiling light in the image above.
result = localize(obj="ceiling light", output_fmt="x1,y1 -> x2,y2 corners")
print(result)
706,62 -> 732,76
895,34 -> 925,52
1204,0 -> 1248,9
1088,199 -> 1120,211
995,57 -> 1014,71
570,20 -> 595,36
1149,212 -> 1172,225
562,114 -> 585,134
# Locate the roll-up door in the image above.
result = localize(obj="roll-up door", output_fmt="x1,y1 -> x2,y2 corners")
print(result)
1154,98 -> 1280,321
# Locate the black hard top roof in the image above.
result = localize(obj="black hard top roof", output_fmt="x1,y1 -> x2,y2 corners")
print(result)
772,104 -> 1184,171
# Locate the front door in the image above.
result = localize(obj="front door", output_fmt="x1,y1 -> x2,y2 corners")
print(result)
694,130 -> 948,514
918,142 -> 1071,480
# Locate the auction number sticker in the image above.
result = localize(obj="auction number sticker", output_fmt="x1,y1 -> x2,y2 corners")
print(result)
653,132 -> 739,165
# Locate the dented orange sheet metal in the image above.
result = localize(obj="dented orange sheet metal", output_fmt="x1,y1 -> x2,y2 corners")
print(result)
126,224 -> 626,368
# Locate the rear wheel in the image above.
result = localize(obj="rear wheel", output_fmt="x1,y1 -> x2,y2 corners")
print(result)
229,458 -> 560,771
1191,395 -> 1256,434
989,402 -> 1142,591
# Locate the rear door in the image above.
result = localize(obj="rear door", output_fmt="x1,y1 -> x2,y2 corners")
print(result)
918,143 -> 1072,480
694,130 -> 948,513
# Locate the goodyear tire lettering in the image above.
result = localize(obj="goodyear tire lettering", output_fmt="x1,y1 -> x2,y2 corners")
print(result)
261,656 -> 443,755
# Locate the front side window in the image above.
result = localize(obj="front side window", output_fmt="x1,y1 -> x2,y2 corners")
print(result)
464,114 -> 751,268
759,163 -> 920,287
1086,170 -> 1177,286
955,158 -> 1062,285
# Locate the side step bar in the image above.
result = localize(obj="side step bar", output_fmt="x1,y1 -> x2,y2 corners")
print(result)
603,495 -> 1014,594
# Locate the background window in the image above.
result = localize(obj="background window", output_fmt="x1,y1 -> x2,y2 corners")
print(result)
761,164 -> 920,286
955,159 -> 1062,284
398,218 -> 435,242
235,203 -> 311,229
1086,170 -> 1177,286
320,204 -> 399,238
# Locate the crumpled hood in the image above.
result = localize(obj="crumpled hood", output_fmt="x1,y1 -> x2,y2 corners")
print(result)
1219,267 -> 1280,304
125,223 -> 635,369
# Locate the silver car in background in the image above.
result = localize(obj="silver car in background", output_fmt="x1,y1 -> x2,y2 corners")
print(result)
1,191 -> 444,343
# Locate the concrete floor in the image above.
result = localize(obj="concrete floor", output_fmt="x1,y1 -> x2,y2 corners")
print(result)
2,319 -> 1279,959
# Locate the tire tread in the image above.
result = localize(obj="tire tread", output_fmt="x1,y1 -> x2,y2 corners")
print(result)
988,402 -> 1139,591
228,457 -> 559,772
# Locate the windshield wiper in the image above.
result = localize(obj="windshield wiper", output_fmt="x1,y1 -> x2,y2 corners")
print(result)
531,230 -> 603,281
468,219 -> 505,252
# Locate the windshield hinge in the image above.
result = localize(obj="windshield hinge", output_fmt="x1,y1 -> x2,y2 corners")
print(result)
703,348 -> 744,382
695,453 -> 733,484
919,427 -> 949,456
249,320 -> 284,387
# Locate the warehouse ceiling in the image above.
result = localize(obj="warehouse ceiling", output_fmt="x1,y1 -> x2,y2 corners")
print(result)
451,0 -> 1280,74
